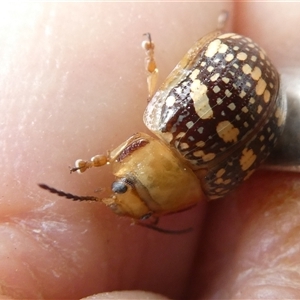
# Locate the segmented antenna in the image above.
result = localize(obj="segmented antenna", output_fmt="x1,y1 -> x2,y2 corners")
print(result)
38,184 -> 98,202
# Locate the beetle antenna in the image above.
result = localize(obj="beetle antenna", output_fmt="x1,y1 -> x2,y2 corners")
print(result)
141,32 -> 158,100
217,10 -> 229,30
69,154 -> 108,174
143,32 -> 152,44
38,183 -> 98,202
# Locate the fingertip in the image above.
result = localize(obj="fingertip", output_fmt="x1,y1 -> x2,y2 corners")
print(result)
81,290 -> 170,300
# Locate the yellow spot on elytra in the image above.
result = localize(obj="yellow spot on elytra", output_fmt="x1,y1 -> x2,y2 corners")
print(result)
249,97 -> 255,104
264,89 -> 271,103
216,121 -> 240,143
207,66 -> 214,72
193,150 -> 204,157
240,148 -> 256,171
239,90 -> 247,98
210,73 -> 220,82
196,140 -> 205,147
166,95 -> 176,107
222,77 -> 230,84
213,86 -> 221,93
218,43 -> 228,54
186,121 -> 194,129
224,179 -> 231,185
217,98 -> 223,105
242,64 -> 252,74
215,178 -> 223,184
203,153 -> 216,162
225,53 -> 234,62
216,168 -> 225,177
251,66 -> 262,80
225,89 -> 232,97
180,142 -> 189,150
259,51 -> 265,60
176,132 -> 185,139
205,39 -> 222,58
257,105 -> 263,114
219,33 -> 235,39
256,78 -> 267,95
228,103 -> 236,110
251,55 -> 257,62
189,69 -> 200,81
241,106 -> 249,113
190,80 -> 213,119
237,52 -> 247,60
193,151 -> 215,162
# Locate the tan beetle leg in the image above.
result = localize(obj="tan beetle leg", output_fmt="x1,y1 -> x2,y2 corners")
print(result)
70,154 -> 108,173
141,32 -> 158,100
132,217 -> 193,234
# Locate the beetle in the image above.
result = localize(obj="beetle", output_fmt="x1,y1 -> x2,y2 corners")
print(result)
39,13 -> 286,233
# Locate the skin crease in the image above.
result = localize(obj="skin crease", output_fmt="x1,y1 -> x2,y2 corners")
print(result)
1,2 -> 300,300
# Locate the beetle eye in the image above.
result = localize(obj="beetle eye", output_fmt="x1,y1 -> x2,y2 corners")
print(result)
111,181 -> 128,194
141,212 -> 152,220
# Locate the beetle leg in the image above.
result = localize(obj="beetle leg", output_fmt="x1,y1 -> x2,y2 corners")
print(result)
137,220 -> 193,235
132,215 -> 193,234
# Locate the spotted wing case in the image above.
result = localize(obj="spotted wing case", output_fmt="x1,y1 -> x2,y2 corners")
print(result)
144,32 -> 286,199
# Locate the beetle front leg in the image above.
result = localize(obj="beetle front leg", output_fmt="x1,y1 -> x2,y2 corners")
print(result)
135,216 -> 193,235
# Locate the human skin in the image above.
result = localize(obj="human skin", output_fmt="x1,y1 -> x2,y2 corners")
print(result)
1,2 -> 300,299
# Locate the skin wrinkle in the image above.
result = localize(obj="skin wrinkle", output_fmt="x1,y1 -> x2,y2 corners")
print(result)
212,174 -> 300,298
